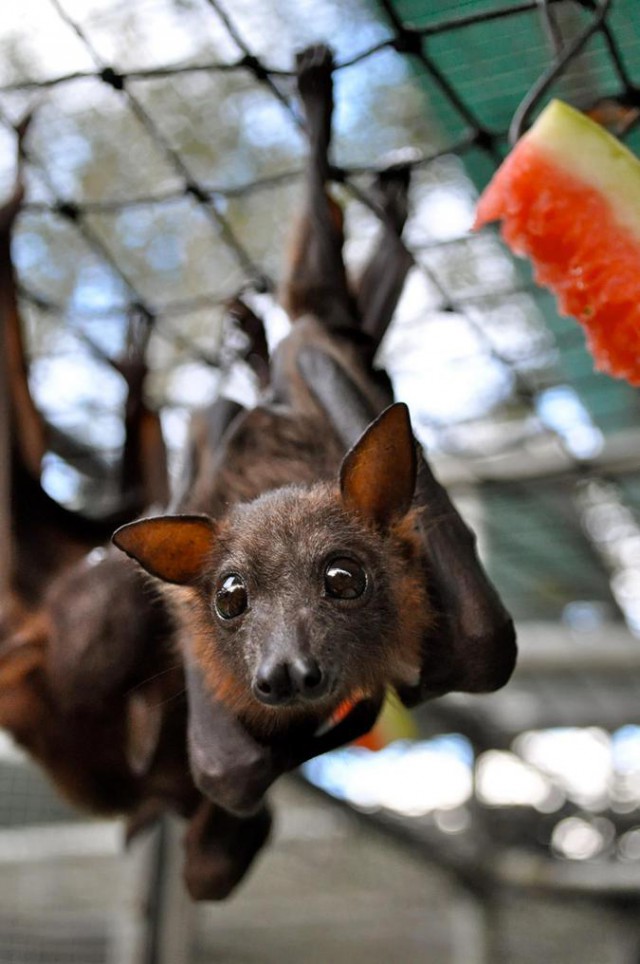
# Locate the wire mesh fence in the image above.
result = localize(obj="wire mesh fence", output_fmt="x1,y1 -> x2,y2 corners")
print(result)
2,0 -> 640,625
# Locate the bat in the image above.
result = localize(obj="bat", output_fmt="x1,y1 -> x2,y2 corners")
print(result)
114,45 -> 517,819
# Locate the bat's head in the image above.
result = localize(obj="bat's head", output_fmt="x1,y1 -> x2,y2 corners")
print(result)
113,403 -> 430,735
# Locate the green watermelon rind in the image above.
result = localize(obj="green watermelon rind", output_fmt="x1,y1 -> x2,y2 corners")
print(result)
529,100 -> 640,238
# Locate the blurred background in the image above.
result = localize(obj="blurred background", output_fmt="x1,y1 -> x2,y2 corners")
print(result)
2,0 -> 640,961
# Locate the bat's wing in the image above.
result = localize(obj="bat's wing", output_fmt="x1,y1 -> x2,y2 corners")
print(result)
297,345 -> 517,703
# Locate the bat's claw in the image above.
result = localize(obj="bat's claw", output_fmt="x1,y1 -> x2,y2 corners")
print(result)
372,151 -> 421,231
296,44 -> 334,103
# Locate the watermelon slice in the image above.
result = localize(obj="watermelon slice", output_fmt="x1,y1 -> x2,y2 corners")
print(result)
474,99 -> 640,385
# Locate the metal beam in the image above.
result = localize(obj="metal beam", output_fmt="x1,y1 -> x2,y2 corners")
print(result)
513,621 -> 640,673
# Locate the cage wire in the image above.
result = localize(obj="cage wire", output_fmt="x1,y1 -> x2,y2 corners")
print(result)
2,0 -> 640,618
2,0 -> 640,962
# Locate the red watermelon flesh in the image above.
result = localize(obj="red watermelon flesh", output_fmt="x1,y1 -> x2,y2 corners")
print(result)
329,691 -> 417,751
474,100 -> 640,385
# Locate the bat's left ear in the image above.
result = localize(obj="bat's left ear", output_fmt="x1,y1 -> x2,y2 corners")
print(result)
112,514 -> 217,585
339,403 -> 416,529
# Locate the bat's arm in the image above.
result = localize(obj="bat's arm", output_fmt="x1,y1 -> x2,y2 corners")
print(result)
185,655 -> 382,814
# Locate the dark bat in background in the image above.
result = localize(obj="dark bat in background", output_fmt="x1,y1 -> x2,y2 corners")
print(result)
114,45 -> 517,815
0,120 -> 271,900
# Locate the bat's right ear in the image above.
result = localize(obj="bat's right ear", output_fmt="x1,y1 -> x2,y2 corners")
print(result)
112,514 -> 217,585
339,403 -> 416,529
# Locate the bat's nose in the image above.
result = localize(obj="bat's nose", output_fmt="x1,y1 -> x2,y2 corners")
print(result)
252,655 -> 329,706
290,656 -> 326,699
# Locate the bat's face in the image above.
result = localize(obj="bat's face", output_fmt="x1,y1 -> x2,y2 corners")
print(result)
184,484 -> 428,730
113,403 -> 427,736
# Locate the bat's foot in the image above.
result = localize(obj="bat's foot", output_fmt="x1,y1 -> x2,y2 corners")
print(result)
373,150 -> 420,233
296,43 -> 334,100
296,44 -> 334,147
183,801 -> 272,901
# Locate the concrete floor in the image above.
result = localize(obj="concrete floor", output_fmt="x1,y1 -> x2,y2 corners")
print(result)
0,753 -> 639,964
190,781 -> 640,964
194,781 -> 456,963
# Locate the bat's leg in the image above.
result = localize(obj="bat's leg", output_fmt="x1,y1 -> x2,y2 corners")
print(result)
295,347 -> 516,701
356,160 -> 414,352
43,304 -> 175,712
226,297 -> 270,390
113,308 -> 169,510
281,44 -> 356,332
0,116 -> 48,488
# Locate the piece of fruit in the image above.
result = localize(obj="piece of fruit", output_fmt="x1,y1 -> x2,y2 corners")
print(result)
474,99 -> 640,385
331,691 -> 417,751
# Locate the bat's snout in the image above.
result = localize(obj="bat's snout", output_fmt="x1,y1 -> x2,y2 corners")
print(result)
252,654 -> 331,707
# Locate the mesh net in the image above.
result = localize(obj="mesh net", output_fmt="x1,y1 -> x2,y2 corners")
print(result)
2,1 -> 640,959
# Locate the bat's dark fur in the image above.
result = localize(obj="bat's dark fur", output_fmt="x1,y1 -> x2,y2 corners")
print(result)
0,45 -> 516,901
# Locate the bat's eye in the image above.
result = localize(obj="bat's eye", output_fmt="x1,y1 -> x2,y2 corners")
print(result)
324,557 -> 367,600
214,573 -> 248,620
